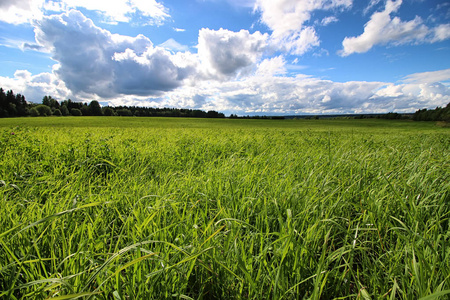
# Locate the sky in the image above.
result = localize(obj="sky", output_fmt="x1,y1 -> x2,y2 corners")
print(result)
0,0 -> 449,115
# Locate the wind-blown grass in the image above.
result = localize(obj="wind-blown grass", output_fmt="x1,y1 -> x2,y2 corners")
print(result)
0,117 -> 449,299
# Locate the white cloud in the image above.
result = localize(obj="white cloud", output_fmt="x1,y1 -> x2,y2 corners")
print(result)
43,1 -> 66,12
197,28 -> 268,79
363,0 -> 382,15
199,76 -> 383,114
59,0 -> 170,24
321,16 -> 338,26
254,0 -> 352,55
0,0 -> 169,25
131,0 -> 169,23
402,68 -> 450,84
22,11 -> 270,99
281,26 -> 320,55
33,10 -> 193,98
0,0 -> 44,24
116,68 -> 448,115
373,82 -> 450,110
340,0 -> 450,56
111,47 -> 195,95
0,69 -> 71,102
256,56 -> 287,77
431,24 -> 450,42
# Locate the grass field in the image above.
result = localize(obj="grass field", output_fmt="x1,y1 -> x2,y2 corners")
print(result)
0,117 -> 449,299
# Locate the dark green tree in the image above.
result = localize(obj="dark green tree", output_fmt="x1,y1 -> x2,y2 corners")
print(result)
88,100 -> 103,116
71,108 -> 82,116
62,99 -> 83,111
8,103 -> 17,116
60,105 -> 70,116
117,108 -> 132,116
103,107 -> 115,116
42,95 -> 51,106
43,95 -> 60,110
0,88 -> 5,109
35,104 -> 52,116
30,107 -> 40,117
49,98 -> 60,109
0,89 -> 27,117
14,94 -> 27,116
80,105 -> 91,116
5,90 -> 16,116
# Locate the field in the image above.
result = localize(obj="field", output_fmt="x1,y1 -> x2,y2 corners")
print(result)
0,117 -> 449,299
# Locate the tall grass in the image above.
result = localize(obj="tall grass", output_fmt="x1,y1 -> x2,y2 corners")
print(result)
0,118 -> 449,299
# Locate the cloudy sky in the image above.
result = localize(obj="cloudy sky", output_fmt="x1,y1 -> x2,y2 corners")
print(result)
1,0 -> 449,115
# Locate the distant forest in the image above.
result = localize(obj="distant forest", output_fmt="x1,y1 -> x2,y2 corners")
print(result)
412,104 -> 450,122
1,87 -> 449,121
0,88 -> 224,118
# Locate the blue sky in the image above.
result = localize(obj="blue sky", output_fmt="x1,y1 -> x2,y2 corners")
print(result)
0,0 -> 449,115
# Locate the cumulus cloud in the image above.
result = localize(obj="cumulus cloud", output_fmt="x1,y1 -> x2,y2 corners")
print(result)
340,0 -> 450,56
230,76 -> 449,114
132,68 -> 449,115
255,56 -> 287,77
17,10 -> 270,99
197,28 -> 268,79
254,0 -> 351,55
184,76 -> 385,114
33,10 -> 193,98
112,47 -> 195,95
284,26 -> 320,55
0,69 -> 71,102
373,82 -> 450,110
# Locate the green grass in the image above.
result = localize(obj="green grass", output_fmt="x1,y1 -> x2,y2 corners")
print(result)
0,117 -> 449,299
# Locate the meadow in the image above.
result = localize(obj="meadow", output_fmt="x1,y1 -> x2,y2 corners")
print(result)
0,117 -> 449,299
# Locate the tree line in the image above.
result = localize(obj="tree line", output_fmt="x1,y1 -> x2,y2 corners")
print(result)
412,103 -> 450,122
0,88 -> 27,117
0,88 -> 225,118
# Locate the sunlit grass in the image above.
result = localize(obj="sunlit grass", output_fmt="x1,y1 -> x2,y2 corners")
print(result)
0,118 -> 449,299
